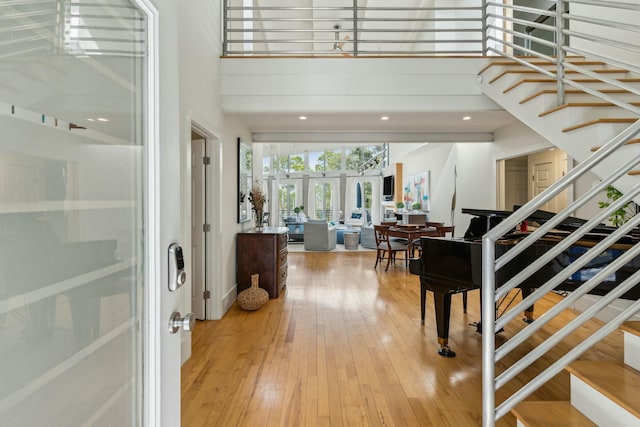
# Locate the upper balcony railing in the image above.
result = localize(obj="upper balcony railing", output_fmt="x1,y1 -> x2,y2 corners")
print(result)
223,0 -> 492,56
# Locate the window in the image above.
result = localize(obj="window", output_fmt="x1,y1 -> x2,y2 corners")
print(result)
309,149 -> 342,172
274,153 -> 305,174
278,183 -> 297,219
263,156 -> 271,174
362,181 -> 373,210
314,182 -> 334,221
345,145 -> 386,172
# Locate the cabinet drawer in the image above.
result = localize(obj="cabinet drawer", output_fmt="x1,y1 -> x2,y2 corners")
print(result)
278,233 -> 288,249
278,249 -> 288,267
278,265 -> 288,285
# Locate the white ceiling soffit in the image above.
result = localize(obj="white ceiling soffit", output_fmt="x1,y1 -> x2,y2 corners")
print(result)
252,131 -> 494,143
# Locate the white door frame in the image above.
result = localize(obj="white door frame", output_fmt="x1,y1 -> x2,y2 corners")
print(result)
182,115 -> 223,326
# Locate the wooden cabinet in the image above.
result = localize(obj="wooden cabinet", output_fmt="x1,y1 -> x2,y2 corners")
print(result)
236,227 -> 288,298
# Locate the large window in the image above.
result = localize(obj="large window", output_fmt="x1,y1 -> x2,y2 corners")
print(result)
362,181 -> 373,210
346,145 -> 386,173
309,149 -> 342,172
314,182 -> 334,221
275,153 -> 305,174
278,183 -> 297,219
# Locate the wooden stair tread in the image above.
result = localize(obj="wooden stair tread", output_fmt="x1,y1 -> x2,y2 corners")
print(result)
591,138 -> 640,151
539,102 -> 640,117
520,88 -> 631,104
490,69 -> 628,84
621,321 -> 640,337
478,59 -> 604,75
504,78 -> 640,94
512,401 -> 596,426
562,118 -> 638,132
567,360 -> 640,418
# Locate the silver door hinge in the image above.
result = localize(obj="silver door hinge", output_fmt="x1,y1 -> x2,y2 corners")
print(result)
203,290 -> 211,299
203,223 -> 211,232
203,156 -> 211,165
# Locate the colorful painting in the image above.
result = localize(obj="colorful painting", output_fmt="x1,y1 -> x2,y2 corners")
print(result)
403,171 -> 430,211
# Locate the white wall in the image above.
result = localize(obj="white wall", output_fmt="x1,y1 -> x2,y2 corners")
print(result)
174,0 -> 258,323
392,121 -> 557,235
220,57 -> 501,113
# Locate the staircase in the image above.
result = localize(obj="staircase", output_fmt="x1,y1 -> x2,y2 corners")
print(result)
512,321 -> 640,426
480,58 -> 640,197
477,53 -> 640,425
477,50 -> 640,427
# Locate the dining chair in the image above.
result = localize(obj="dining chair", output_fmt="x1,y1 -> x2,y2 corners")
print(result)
373,225 -> 409,271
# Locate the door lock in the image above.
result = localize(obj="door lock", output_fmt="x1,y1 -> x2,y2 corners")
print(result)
168,312 -> 195,334
168,243 -> 187,291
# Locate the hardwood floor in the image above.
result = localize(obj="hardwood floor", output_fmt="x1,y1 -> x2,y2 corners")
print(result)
181,252 -> 624,426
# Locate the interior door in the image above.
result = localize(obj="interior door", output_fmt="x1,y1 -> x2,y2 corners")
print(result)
191,138 -> 207,320
529,150 -> 568,213
0,0 -> 174,425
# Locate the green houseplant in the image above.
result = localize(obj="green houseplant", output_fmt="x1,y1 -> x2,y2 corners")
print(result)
411,202 -> 422,211
598,185 -> 635,227
395,201 -> 404,211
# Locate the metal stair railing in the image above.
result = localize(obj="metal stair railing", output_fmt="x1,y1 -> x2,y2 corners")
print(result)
222,0 -> 487,56
482,1 -> 640,426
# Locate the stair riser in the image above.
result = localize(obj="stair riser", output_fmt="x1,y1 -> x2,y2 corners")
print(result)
500,81 -> 640,102
625,330 -> 640,371
544,107 -> 640,125
571,375 -> 640,426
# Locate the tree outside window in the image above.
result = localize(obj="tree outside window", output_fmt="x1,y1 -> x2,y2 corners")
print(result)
345,145 -> 385,171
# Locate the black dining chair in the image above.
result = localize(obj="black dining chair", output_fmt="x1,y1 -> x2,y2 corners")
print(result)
374,225 -> 409,271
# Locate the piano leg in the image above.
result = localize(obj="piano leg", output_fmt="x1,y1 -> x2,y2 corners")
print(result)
521,288 -> 535,323
420,281 -> 427,325
433,292 -> 456,358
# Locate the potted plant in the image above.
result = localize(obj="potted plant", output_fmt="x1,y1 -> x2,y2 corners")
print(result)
293,205 -> 306,222
411,202 -> 422,211
598,185 -> 635,227
395,201 -> 405,212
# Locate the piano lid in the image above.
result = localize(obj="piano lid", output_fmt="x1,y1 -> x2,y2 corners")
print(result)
461,207 -> 639,243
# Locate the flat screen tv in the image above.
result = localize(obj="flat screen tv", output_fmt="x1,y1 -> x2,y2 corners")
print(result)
383,175 -> 394,200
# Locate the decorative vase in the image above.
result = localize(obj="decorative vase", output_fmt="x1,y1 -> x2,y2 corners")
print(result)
254,208 -> 264,231
237,274 -> 269,311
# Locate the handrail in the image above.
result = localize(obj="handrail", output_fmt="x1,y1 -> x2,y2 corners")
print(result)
223,1 -> 487,56
482,1 -> 640,426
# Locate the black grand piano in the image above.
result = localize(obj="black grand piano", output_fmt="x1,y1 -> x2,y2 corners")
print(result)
409,208 -> 640,357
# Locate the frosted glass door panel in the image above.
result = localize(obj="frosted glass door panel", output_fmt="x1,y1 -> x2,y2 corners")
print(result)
0,1 -> 147,426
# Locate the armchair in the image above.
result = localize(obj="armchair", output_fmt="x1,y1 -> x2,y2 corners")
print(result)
303,221 -> 337,251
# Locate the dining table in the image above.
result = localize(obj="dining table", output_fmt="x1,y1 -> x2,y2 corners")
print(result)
388,225 -> 440,241
387,225 -> 441,258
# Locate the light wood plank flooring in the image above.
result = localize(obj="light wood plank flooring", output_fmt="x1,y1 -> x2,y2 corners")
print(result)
181,252 -> 624,426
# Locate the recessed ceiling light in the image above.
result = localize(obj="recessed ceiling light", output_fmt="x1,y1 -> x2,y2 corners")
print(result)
462,116 -> 471,121
97,117 -> 109,122
381,116 -> 389,121
299,116 -> 307,120
87,118 -> 95,122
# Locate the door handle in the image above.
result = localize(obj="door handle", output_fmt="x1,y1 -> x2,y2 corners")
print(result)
168,312 -> 195,334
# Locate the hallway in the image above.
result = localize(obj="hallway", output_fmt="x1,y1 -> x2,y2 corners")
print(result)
182,252 -> 623,426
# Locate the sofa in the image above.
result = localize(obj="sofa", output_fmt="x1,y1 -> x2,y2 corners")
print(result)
360,225 -> 377,249
303,221 -> 337,251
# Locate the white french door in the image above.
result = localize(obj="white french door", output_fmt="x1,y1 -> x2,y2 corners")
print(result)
0,0 -> 173,425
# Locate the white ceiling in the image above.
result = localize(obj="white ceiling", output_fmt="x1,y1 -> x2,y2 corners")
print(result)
228,110 -> 517,144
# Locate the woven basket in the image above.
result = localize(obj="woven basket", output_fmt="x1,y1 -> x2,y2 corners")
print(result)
238,274 -> 269,311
